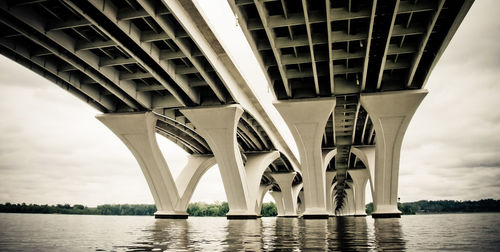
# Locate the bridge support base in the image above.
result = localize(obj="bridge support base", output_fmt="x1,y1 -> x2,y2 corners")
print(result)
372,213 -> 401,218
325,171 -> 336,215
154,213 -> 189,219
97,112 -> 217,219
256,184 -> 273,217
274,99 -> 336,218
271,172 -> 300,217
226,215 -> 259,220
343,188 -> 355,216
270,191 -> 285,216
361,90 -> 427,219
349,169 -> 370,217
302,214 -> 329,219
181,105 -> 279,220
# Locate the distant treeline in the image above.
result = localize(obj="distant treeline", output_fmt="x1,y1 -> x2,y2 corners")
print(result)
186,202 -> 277,217
0,202 -> 278,217
2,199 -> 498,217
0,203 -> 156,216
365,199 -> 500,215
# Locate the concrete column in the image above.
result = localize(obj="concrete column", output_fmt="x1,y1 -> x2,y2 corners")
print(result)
181,105 -> 279,218
338,202 -> 346,216
330,188 -> 337,217
270,191 -> 285,216
292,183 -> 302,213
360,90 -> 427,218
271,172 -> 298,217
245,152 -> 280,216
97,112 -> 216,218
325,171 -> 336,215
337,206 -> 347,216
256,184 -> 272,216
345,188 -> 355,216
349,169 -> 369,217
351,146 -> 375,198
175,155 -> 217,212
323,149 -> 337,170
274,99 -> 335,218
298,190 -> 305,215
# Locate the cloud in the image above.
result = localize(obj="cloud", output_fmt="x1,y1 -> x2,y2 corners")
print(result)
397,0 -> 500,202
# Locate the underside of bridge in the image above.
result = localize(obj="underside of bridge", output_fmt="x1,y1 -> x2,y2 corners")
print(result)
0,0 -> 473,218
229,0 -> 473,216
0,0 -> 302,218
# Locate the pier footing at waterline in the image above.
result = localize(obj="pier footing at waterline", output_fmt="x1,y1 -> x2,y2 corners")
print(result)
371,213 -> 401,218
302,214 -> 329,219
226,215 -> 259,220
154,214 -> 189,219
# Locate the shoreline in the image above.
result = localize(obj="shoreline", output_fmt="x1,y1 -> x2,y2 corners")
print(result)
2,211 -> 500,218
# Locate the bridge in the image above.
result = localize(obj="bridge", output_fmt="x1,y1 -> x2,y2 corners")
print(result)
0,0 -> 473,219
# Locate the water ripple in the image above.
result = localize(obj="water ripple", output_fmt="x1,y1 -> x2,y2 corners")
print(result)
0,213 -> 498,251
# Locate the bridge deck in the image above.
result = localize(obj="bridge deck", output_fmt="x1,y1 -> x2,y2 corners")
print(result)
0,0 -> 302,188
229,0 -> 473,208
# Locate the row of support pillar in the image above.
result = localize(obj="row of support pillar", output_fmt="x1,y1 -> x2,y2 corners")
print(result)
98,105 -> 295,219
270,172 -> 302,217
274,99 -> 335,218
97,89 -> 426,219
274,89 -> 427,218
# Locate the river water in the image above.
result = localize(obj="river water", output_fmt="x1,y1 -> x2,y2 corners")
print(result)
0,212 -> 498,251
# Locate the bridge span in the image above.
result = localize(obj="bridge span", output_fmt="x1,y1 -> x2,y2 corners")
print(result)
0,0 -> 473,219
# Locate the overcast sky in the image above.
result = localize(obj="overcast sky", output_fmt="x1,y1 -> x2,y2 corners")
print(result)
0,0 -> 498,207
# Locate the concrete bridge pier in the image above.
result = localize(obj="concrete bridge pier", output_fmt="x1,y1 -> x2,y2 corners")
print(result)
245,152 -> 281,216
174,155 -> 217,216
360,90 -> 428,218
256,184 -> 273,217
270,191 -> 285,217
271,172 -> 299,217
345,187 -> 355,216
181,105 -> 279,219
274,99 -> 336,219
351,146 -> 376,199
329,188 -> 337,217
325,171 -> 336,216
349,169 -> 370,217
97,112 -> 216,219
297,191 -> 305,215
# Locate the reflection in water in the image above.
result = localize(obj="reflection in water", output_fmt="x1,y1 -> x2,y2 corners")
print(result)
328,217 -> 372,251
224,219 -> 263,251
353,216 -> 372,250
2,213 -> 498,251
124,219 -> 190,251
121,216 -> 405,251
374,218 -> 406,251
270,217 -> 300,250
301,219 -> 328,250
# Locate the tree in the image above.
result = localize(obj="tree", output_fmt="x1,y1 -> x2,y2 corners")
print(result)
261,202 -> 277,217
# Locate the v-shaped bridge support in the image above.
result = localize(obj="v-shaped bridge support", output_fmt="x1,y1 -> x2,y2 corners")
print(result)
97,112 -> 216,218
